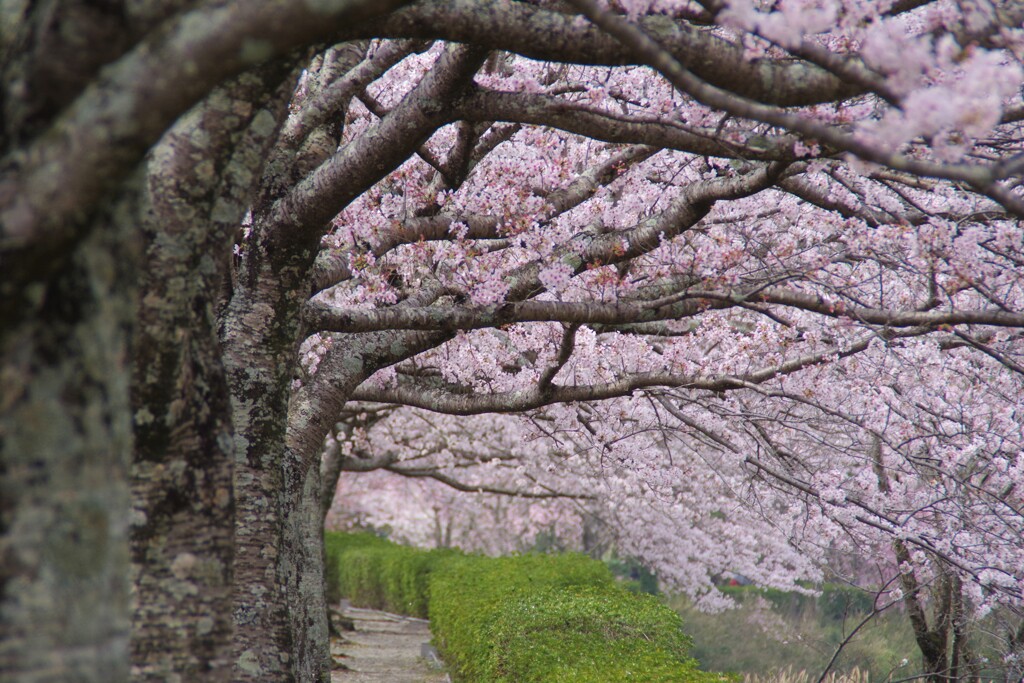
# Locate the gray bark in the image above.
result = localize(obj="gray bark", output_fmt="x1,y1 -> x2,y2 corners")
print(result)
0,5 -> 144,681
129,61 -> 297,682
319,435 -> 346,525
0,187 -> 141,683
355,1 -> 863,106
221,43 -> 485,682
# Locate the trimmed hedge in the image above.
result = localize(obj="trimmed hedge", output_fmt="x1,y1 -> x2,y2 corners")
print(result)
325,532 -> 733,683
324,531 -> 390,606
324,531 -> 452,618
428,553 -> 616,681
435,576 -> 725,682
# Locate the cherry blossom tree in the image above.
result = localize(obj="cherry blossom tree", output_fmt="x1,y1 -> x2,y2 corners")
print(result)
324,408 -> 596,552
3,1 -> 1023,682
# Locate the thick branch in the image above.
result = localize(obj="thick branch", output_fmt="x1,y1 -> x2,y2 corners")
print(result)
310,276 -> 1024,334
361,1 -> 862,106
349,336 -> 871,414
499,162 -> 787,305
311,213 -> 502,291
1,0 -> 410,286
306,294 -> 717,333
691,288 -> 1024,328
265,42 -> 488,253
567,0 -> 1024,217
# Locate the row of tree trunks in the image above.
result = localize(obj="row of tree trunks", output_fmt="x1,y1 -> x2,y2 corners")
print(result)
0,5 -> 452,683
129,59 -> 300,682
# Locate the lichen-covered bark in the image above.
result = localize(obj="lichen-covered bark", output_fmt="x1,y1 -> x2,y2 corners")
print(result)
281,329 -> 450,682
281,458 -> 329,680
220,48 -> 352,683
129,61 -> 297,683
0,186 -> 142,683
0,0 -> 191,147
0,7 -> 145,680
0,0 -> 412,272
222,239 -> 315,683
223,43 -> 486,683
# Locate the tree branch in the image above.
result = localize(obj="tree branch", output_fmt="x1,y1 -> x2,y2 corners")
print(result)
266,42 -> 488,253
383,465 -> 593,499
451,89 -> 796,161
690,287 -> 1024,328
286,38 -> 430,145
565,0 -> 1024,217
360,1 -> 863,106
1,0 -> 411,284
349,334 -> 874,414
538,324 -> 579,392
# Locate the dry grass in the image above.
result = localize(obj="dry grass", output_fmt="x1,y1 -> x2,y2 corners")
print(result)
743,665 -> 869,683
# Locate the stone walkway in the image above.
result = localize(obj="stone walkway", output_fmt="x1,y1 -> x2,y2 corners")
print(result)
330,601 -> 449,683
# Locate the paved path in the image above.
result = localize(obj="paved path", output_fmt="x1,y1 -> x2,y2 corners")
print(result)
330,601 -> 449,683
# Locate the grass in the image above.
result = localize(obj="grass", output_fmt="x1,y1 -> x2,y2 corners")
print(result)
742,666 -> 870,683
668,589 -> 920,682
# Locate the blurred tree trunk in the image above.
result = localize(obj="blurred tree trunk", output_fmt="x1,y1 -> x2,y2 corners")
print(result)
1,189 -> 141,683
1,3 -> 144,680
128,60 -> 297,682
895,543 -> 982,683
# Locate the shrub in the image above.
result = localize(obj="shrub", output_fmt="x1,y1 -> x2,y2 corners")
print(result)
325,532 -> 731,683
429,553 -> 731,683
323,531 -> 390,604
378,545 -> 455,618
428,553 -> 615,681
324,531 -> 453,618
479,585 -> 724,683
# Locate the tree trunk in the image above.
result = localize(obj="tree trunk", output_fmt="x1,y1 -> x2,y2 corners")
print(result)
128,60 -> 295,681
130,137 -> 237,683
223,42 -> 485,681
282,452 -> 332,681
222,254 -> 313,683
280,359 -> 366,683
280,329 -> 450,680
895,541 -> 957,683
1,191 -> 141,683
318,427 -> 347,629
319,432 -> 347,525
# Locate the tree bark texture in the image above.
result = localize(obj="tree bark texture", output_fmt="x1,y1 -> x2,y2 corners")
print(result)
221,43 -> 486,682
221,231 -> 315,683
0,191 -> 142,682
1,5 -> 175,680
129,61 -> 297,683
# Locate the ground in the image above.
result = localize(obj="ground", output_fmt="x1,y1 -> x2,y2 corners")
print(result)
330,601 -> 449,683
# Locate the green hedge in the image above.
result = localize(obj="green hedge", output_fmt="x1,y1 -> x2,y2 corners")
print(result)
324,531 -> 390,606
324,531 -> 452,618
438,580 -> 726,682
325,532 -> 733,683
427,552 -> 616,681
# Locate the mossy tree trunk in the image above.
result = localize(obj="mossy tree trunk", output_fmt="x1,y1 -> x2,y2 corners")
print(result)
128,60 -> 298,682
1,192 -> 141,683
1,4 -> 145,680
